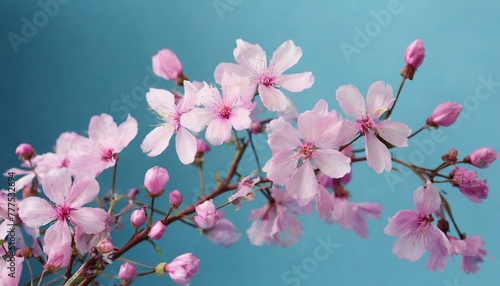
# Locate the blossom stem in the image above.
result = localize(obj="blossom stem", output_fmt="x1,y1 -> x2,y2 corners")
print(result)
248,130 -> 262,173
386,76 -> 407,119
147,197 -> 155,228
439,194 -> 464,239
340,134 -> 362,152
392,157 -> 428,182
138,270 -> 156,277
408,124 -> 430,139
216,201 -> 232,210
197,163 -> 205,197
111,142 -> 249,260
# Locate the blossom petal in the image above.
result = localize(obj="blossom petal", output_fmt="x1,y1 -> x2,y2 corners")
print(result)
317,185 -> 334,224
414,181 -> 441,215
426,226 -> 451,271
141,126 -> 174,157
175,128 -> 197,164
115,114 -> 138,152
376,120 -> 411,147
70,207 -> 109,234
286,160 -> 318,205
263,151 -> 299,185
266,118 -> 301,152
229,107 -> 252,130
365,133 -> 391,173
234,39 -> 266,75
366,81 -> 394,119
88,114 -> 118,147
383,210 -> 420,236
314,149 -> 351,179
146,88 -> 176,117
181,108 -> 215,132
18,197 -> 55,228
393,233 -> 426,261
278,72 -> 314,92
41,168 -> 72,205
65,178 -> 100,209
214,62 -> 255,85
258,85 -> 287,112
44,220 -> 73,268
336,84 -> 366,119
270,40 -> 302,75
206,118 -> 232,145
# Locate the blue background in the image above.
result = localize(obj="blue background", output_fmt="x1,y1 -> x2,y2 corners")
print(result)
2,1 -> 500,285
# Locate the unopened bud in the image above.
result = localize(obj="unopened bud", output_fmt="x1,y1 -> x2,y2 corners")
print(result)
442,149 -> 458,164
15,143 -> 35,161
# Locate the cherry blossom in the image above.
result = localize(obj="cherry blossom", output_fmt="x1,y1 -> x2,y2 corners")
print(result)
336,81 -> 412,173
214,39 -> 314,111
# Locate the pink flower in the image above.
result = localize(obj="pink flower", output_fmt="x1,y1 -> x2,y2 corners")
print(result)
141,86 -> 198,164
118,262 -> 138,284
205,211 -> 241,247
263,103 -> 351,205
15,143 -> 35,160
450,167 -> 488,203
193,199 -> 219,230
165,253 -> 200,286
70,114 -> 138,177
181,73 -> 254,146
214,39 -> 314,111
18,168 -> 109,269
401,39 -> 425,80
228,173 -> 259,210
144,166 -> 169,197
246,187 -> 304,247
426,102 -> 463,127
169,190 -> 183,208
130,208 -> 147,228
336,81 -> 412,173
148,221 -> 167,240
461,235 -> 488,273
152,48 -> 187,85
466,147 -> 498,168
384,181 -> 451,265
96,239 -> 116,253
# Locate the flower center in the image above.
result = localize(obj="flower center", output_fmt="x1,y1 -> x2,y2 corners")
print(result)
259,75 -> 275,87
101,148 -> 114,161
217,105 -> 232,119
56,205 -> 71,221
299,143 -> 315,159
356,116 -> 375,136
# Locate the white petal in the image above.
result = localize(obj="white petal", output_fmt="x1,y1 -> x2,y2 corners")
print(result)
365,133 -> 391,173
336,84 -> 366,119
376,120 -> 411,147
277,72 -> 314,92
270,40 -> 302,75
366,81 -> 394,119
141,126 -> 174,157
18,197 -> 55,228
70,207 -> 109,234
258,85 -> 287,112
175,128 -> 197,164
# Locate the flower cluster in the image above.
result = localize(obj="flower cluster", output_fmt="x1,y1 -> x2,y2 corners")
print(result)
3,38 -> 496,286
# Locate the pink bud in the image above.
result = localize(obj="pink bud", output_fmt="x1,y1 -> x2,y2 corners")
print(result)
193,199 -> 219,230
450,167 -> 488,203
152,49 -> 187,85
130,208 -> 147,228
426,102 -> 463,127
169,190 -> 183,208
466,147 -> 498,169
165,253 -> 200,285
250,121 -> 263,134
196,139 -> 210,154
404,39 -> 425,69
96,239 -> 116,253
148,221 -> 167,240
118,262 -> 137,285
401,39 -> 425,80
144,166 -> 169,197
15,143 -> 35,160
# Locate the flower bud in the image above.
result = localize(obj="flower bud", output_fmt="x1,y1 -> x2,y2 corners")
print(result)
250,121 -> 263,134
426,102 -> 463,127
401,39 -> 425,80
442,149 -> 458,165
152,49 -> 188,85
450,167 -> 488,203
130,208 -> 147,228
118,262 -> 137,285
148,221 -> 167,240
193,199 -> 218,230
96,239 -> 116,253
144,166 -> 169,197
165,253 -> 200,285
15,143 -> 35,161
169,190 -> 183,209
465,147 -> 498,169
